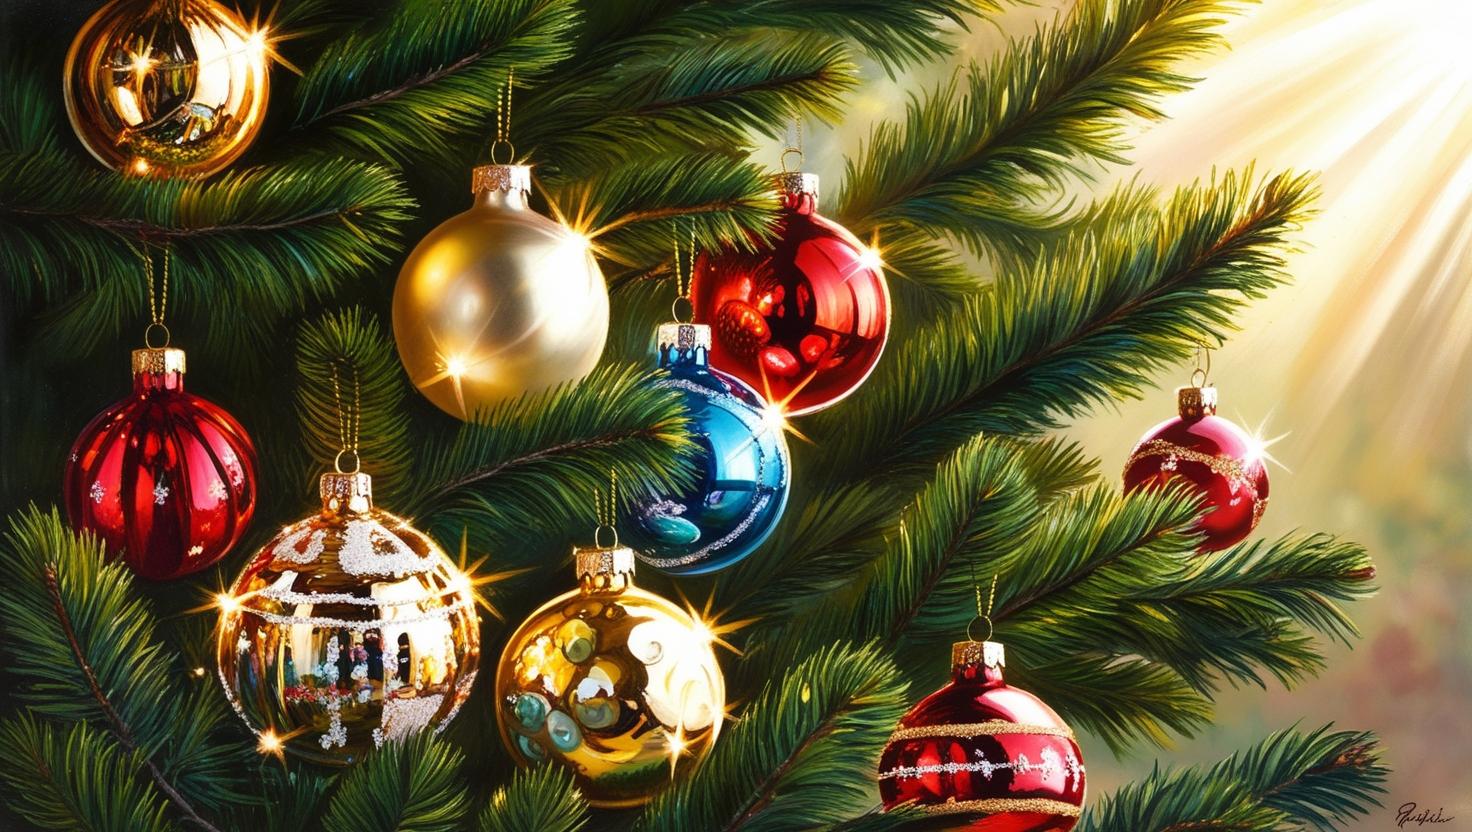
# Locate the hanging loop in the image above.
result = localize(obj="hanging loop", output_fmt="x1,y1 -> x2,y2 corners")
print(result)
1191,342 -> 1212,387
144,322 -> 171,349
592,468 -> 620,548
490,67 -> 516,164
966,572 -> 999,643
670,220 -> 695,321
780,115 -> 804,172
140,243 -> 171,345
329,361 -> 361,472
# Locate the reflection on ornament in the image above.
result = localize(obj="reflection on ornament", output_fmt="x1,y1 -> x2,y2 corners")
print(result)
63,0 -> 271,177
1123,385 -> 1270,552
216,471 -> 480,765
626,323 -> 791,574
691,172 -> 890,415
64,347 -> 257,580
879,641 -> 1086,828
393,164 -> 609,420
495,545 -> 725,808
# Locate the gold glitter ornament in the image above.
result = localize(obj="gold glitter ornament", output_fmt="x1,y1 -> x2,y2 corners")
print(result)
495,545 -> 725,807
216,471 -> 480,765
63,0 -> 271,177
392,163 -> 609,420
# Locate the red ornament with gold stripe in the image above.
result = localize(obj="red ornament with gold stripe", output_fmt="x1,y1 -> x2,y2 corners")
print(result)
878,640 -> 1085,831
1122,384 -> 1269,552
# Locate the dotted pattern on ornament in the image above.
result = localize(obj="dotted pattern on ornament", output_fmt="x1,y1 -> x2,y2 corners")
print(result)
256,584 -> 462,608
1126,439 -> 1253,491
888,719 -> 1074,742
880,745 -> 1084,786
911,797 -> 1082,818
245,596 -> 473,632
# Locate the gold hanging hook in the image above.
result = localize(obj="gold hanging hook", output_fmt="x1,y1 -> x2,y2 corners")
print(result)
1191,341 -> 1212,388
780,114 -> 804,173
490,67 -> 516,164
670,219 -> 696,322
141,243 -> 171,348
330,361 -> 361,474
593,468 -> 619,549
966,572 -> 999,643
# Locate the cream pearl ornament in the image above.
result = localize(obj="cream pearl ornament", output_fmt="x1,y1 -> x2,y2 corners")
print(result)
393,164 -> 609,419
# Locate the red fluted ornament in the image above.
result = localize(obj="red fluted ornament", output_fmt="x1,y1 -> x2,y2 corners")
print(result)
879,641 -> 1085,830
65,347 -> 257,579
1122,385 -> 1268,552
691,172 -> 889,415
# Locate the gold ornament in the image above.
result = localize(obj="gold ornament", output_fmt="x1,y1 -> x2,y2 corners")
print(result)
63,0 -> 271,178
495,544 -> 725,808
216,471 -> 480,765
392,164 -> 609,420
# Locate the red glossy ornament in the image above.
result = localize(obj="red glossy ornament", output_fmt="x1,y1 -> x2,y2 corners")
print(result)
1122,385 -> 1268,552
64,347 -> 257,579
691,171 -> 889,416
878,641 -> 1085,830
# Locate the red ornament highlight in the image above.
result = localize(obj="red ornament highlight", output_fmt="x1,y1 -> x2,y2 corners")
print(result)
1122,385 -> 1268,552
691,172 -> 889,416
879,641 -> 1085,830
64,347 -> 257,580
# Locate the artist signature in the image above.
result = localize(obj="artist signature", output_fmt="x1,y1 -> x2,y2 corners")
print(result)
1398,802 -> 1455,828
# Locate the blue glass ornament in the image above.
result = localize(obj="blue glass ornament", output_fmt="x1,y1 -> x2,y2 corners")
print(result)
630,323 -> 791,574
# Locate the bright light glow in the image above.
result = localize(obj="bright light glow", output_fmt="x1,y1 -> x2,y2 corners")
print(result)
129,158 -> 151,176
857,245 -> 884,271
246,28 -> 269,57
126,51 -> 153,75
761,404 -> 788,434
444,354 -> 469,378
257,730 -> 283,758
665,724 -> 688,778
216,592 -> 240,614
192,666 -> 207,677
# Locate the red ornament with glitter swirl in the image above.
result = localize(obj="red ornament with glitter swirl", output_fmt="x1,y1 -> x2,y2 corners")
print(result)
878,640 -> 1086,830
1122,384 -> 1269,552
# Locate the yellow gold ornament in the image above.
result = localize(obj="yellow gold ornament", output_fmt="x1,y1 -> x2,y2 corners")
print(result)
495,544 -> 725,807
63,0 -> 271,178
215,471 -> 481,765
392,163 -> 609,420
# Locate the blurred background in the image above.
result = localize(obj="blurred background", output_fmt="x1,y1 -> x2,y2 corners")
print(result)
796,0 -> 1472,827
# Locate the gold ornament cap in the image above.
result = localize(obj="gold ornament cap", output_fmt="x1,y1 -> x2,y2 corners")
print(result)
472,164 -> 532,195
657,322 -> 712,352
574,545 -> 636,580
952,640 -> 1006,673
1177,385 -> 1218,418
320,471 -> 373,514
776,171 -> 819,201
131,347 -> 186,376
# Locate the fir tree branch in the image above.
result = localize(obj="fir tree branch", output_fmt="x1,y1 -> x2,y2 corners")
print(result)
478,767 -> 588,832
294,308 -> 414,500
637,642 -> 908,832
0,507 -> 237,830
0,716 -> 175,832
814,170 -> 1316,479
1077,726 -> 1387,832
320,733 -> 469,832
404,364 -> 697,553
835,0 -> 1236,261
291,0 -> 579,162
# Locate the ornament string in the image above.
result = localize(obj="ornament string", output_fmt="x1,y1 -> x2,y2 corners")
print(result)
967,570 -> 999,643
1192,341 -> 1212,387
592,468 -> 619,549
141,244 -> 170,348
781,114 -> 804,172
671,220 -> 695,322
329,361 -> 361,474
491,67 -> 515,164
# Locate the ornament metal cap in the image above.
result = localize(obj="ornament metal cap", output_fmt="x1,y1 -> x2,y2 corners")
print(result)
131,347 -> 186,376
320,471 -> 373,514
472,164 -> 532,195
776,171 -> 819,201
1177,385 -> 1218,418
952,640 -> 1006,672
657,322 -> 712,352
574,545 -> 636,580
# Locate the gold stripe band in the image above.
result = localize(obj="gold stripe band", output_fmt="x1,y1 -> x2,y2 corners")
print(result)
886,720 -> 1075,742
910,797 -> 1082,817
1125,438 -> 1251,483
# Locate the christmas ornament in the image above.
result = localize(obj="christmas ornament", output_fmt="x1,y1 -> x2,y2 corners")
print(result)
690,170 -> 889,415
215,470 -> 481,765
64,250 -> 257,579
495,544 -> 725,807
1123,383 -> 1269,552
878,640 -> 1086,829
625,320 -> 791,573
63,0 -> 271,177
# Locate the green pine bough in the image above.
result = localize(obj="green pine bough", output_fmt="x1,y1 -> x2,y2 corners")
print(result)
0,0 -> 1387,830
